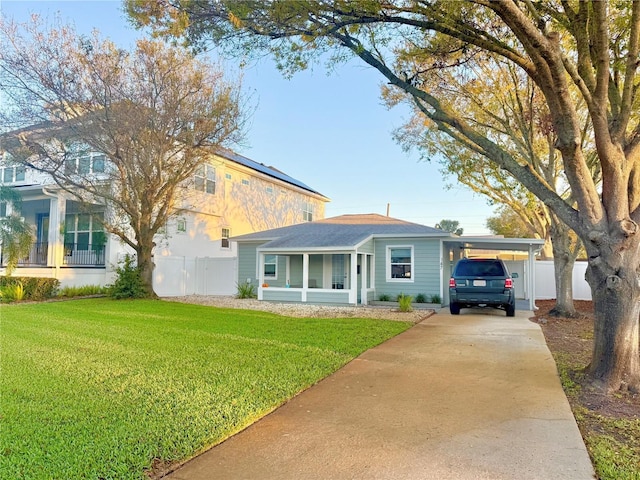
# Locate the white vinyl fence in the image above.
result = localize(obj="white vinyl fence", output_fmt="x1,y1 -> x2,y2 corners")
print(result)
153,256 -> 238,297
534,260 -> 591,300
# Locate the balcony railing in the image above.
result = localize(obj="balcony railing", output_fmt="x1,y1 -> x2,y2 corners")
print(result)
63,243 -> 106,266
0,242 -> 106,267
1,242 -> 49,266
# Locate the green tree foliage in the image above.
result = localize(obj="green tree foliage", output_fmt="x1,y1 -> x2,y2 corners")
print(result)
0,186 -> 34,275
0,17 -> 246,296
128,1 -> 640,394
486,206 -> 535,239
436,219 -> 463,236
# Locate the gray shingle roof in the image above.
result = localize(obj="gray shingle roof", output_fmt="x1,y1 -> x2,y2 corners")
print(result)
233,214 -> 450,249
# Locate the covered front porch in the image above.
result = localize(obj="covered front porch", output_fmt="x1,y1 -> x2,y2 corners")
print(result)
256,250 -> 374,305
1,186 -> 107,269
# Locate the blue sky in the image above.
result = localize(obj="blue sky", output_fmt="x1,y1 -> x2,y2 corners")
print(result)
1,0 -> 495,234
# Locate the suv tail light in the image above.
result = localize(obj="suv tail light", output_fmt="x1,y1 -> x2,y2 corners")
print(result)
504,278 -> 513,289
449,278 -> 456,288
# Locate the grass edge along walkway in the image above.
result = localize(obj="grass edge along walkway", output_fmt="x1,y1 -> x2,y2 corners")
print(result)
0,298 -> 411,480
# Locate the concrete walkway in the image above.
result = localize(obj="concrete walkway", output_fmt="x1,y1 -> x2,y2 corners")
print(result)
166,310 -> 595,480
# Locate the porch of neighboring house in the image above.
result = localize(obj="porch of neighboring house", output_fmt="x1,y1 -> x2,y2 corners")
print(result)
1,188 -> 107,270
256,251 -> 375,305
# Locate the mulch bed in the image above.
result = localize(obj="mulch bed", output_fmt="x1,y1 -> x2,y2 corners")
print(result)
530,299 -> 639,419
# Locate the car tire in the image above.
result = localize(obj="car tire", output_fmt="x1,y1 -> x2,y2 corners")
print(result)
450,302 -> 460,315
506,303 -> 515,317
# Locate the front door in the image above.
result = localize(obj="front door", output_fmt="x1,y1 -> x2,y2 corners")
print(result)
332,254 -> 347,289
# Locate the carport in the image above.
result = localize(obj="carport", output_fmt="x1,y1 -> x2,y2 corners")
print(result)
442,237 -> 546,311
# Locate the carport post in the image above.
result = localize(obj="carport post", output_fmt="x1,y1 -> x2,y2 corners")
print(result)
528,244 -> 537,311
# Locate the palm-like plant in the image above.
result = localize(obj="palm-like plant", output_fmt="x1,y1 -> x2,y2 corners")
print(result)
0,186 -> 34,275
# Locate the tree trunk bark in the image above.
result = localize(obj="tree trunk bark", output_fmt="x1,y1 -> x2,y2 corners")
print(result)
585,247 -> 640,393
549,221 -> 578,317
136,241 -> 157,298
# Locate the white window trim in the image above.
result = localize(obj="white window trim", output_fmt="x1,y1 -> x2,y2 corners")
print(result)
194,164 -> 216,194
264,254 -> 278,279
386,245 -> 414,283
221,227 -> 230,249
176,218 -> 187,234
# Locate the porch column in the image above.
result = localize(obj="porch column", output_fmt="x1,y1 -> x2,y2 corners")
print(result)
257,252 -> 264,300
302,253 -> 309,302
528,244 -> 537,311
349,252 -> 357,305
47,193 -> 66,268
361,253 -> 368,305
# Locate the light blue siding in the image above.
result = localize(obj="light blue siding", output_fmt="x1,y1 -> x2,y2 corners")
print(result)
358,239 -> 375,255
374,238 -> 441,300
237,242 -> 262,288
307,290 -> 351,304
263,289 -> 302,302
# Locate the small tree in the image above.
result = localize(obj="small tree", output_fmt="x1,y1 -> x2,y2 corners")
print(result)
0,186 -> 34,275
0,17 -> 246,296
435,219 -> 463,236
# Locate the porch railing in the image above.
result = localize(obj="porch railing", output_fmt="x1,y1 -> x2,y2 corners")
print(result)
1,242 -> 49,266
63,243 -> 106,266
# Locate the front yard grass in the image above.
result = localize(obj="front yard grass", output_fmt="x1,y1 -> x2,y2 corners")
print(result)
0,298 -> 411,479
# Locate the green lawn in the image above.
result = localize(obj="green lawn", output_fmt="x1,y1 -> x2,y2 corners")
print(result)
0,299 -> 411,479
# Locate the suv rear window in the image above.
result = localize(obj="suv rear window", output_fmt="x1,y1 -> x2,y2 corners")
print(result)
454,260 -> 505,277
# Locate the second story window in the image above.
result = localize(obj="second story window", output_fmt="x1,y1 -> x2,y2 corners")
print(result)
303,202 -> 314,222
195,164 -> 216,194
221,228 -> 230,248
1,165 -> 26,184
65,153 -> 106,175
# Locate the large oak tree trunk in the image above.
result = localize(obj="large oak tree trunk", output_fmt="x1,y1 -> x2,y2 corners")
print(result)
585,244 -> 640,393
549,221 -> 578,317
135,238 -> 157,298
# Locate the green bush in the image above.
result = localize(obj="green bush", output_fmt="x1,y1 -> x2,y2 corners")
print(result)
108,255 -> 148,299
236,282 -> 257,299
0,276 -> 59,301
378,293 -> 391,301
397,293 -> 413,312
430,294 -> 442,304
415,293 -> 427,303
0,282 -> 25,303
57,285 -> 108,298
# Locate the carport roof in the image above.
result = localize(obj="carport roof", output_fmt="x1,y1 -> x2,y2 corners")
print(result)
232,213 -> 452,249
443,237 -> 546,252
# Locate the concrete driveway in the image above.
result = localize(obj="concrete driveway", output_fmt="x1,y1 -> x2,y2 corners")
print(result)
166,309 -> 595,480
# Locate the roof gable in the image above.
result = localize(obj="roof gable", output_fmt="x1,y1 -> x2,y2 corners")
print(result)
233,214 -> 450,249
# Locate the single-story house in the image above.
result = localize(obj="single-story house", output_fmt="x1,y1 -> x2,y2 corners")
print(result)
233,213 -> 545,309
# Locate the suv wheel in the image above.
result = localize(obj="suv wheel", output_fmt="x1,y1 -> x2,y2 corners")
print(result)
450,302 -> 460,315
506,302 -> 515,317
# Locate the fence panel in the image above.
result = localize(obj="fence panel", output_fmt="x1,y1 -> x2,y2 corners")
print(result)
534,260 -> 591,301
154,256 -> 237,297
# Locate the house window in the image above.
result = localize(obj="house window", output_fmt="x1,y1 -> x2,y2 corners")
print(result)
387,246 -> 413,281
225,173 -> 232,180
264,254 -> 277,278
176,218 -> 187,233
65,153 -> 106,175
266,185 -> 274,194
64,212 -> 105,252
242,178 -> 250,186
221,228 -> 230,248
1,165 -> 26,183
195,164 -> 216,194
303,202 -> 314,222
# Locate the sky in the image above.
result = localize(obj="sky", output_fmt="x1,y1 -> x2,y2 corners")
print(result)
1,0 -> 495,234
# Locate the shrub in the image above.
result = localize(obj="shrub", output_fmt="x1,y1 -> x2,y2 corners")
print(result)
236,282 -> 257,299
397,293 -> 413,312
108,255 -> 148,299
0,282 -> 25,303
430,294 -> 442,304
415,293 -> 427,303
0,276 -> 59,301
378,293 -> 391,301
57,285 -> 108,298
